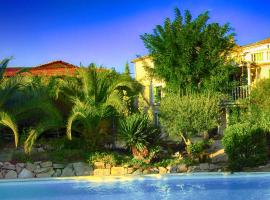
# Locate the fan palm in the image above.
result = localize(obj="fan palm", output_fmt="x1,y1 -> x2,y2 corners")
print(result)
65,64 -> 141,150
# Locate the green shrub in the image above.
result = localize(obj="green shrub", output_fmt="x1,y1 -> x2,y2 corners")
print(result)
222,123 -> 268,171
88,152 -> 131,166
187,140 -> 213,162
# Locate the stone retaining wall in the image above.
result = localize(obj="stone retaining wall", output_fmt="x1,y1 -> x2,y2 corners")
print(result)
0,161 -> 226,179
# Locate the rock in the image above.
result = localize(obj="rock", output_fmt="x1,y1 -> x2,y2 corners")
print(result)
53,164 -> 65,169
199,163 -> 209,171
53,169 -> 62,177
36,169 -> 55,178
73,162 -> 93,176
5,170 -> 17,179
34,161 -> 42,165
188,165 -> 200,172
17,163 -> 25,168
177,164 -> 188,173
0,162 -> 3,167
127,167 -> 134,174
168,166 -> 178,173
93,169 -> 110,176
16,164 -> 23,174
18,168 -> 34,179
132,169 -> 142,175
3,162 -> 16,170
0,171 -> 4,179
61,167 -> 75,177
94,162 -> 105,169
158,167 -> 167,174
209,164 -> 219,171
110,167 -> 127,176
149,168 -> 159,174
26,163 -> 36,172
105,164 -> 112,169
41,161 -> 53,168
143,169 -> 151,175
34,167 -> 52,174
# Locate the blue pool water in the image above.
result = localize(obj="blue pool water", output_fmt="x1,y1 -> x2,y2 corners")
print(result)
0,173 -> 269,200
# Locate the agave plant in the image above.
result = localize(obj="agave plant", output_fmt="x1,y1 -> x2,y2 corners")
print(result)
65,64 -> 141,150
118,113 -> 161,160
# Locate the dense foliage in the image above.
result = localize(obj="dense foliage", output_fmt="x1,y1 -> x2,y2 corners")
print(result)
222,123 -> 268,171
141,8 -> 238,92
0,58 -> 142,155
159,92 -> 220,145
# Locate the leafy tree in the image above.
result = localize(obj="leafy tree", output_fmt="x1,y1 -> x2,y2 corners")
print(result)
159,92 -> 220,148
124,62 -> 131,76
141,8 -> 238,93
65,64 -> 141,150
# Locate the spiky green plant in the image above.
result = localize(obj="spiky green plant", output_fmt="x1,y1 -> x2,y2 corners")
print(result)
118,113 -> 161,158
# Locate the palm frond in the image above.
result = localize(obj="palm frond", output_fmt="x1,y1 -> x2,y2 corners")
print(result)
0,112 -> 18,147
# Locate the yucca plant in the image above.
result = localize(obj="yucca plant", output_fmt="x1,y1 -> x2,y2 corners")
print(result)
118,113 -> 161,160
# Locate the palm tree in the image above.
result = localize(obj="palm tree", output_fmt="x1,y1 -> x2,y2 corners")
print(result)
15,76 -> 64,154
65,64 -> 141,150
0,58 -> 19,147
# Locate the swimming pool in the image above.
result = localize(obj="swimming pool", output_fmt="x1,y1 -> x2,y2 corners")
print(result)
0,173 -> 269,200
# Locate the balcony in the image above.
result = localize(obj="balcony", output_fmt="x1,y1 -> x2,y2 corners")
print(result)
231,85 -> 251,101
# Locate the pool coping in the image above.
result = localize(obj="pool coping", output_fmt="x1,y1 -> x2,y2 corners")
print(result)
1,172 -> 270,183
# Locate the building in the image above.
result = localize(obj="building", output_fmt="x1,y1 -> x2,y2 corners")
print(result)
233,37 -> 270,85
133,37 -> 270,106
4,60 -> 79,77
132,55 -> 165,124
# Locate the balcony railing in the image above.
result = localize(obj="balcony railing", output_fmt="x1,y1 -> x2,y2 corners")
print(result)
231,85 -> 251,101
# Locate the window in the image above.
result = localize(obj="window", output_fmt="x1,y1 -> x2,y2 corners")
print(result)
154,86 -> 162,104
267,51 -> 270,60
252,52 -> 264,62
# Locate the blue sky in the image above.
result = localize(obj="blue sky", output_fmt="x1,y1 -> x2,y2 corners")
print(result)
0,0 -> 270,73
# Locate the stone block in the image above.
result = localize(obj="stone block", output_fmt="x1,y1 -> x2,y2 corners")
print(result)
61,167 -> 75,177
5,170 -> 17,179
25,163 -> 36,172
110,167 -> 127,176
94,162 -> 105,169
158,167 -> 167,174
40,161 -> 53,168
177,164 -> 188,173
199,163 -> 209,171
18,168 -> 34,179
93,168 -> 110,176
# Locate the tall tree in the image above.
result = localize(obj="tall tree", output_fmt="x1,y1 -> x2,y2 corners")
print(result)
124,62 -> 131,76
141,8 -> 238,93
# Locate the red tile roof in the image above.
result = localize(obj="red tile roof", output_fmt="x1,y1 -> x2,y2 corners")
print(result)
4,60 -> 79,77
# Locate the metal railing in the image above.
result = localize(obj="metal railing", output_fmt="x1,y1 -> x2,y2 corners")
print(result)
231,85 -> 251,101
